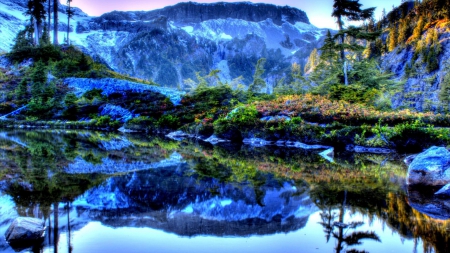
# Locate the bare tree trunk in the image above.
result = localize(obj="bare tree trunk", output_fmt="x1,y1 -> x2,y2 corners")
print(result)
34,19 -> 40,46
53,0 -> 58,44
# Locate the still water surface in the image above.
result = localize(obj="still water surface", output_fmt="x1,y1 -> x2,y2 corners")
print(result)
0,130 -> 448,253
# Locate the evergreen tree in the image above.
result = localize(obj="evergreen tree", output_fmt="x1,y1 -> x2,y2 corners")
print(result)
397,18 -> 409,46
320,30 -> 338,64
388,25 -> 398,52
53,0 -> 58,45
249,58 -> 267,93
304,48 -> 320,73
63,92 -> 78,120
15,78 -> 29,104
332,0 -> 376,61
439,63 -> 450,111
411,16 -> 424,43
332,0 -> 377,85
26,0 -> 47,45
11,25 -> 34,53
66,0 -> 74,45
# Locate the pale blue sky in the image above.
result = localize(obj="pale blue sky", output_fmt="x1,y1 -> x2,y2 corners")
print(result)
71,0 -> 400,28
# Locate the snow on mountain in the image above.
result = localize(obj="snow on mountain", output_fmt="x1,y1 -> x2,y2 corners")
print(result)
0,1 -> 330,88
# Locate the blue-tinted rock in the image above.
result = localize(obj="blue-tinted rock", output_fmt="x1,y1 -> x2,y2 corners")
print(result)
243,138 -> 273,147
5,217 -> 45,242
435,184 -> 450,197
407,146 -> 450,186
353,145 -> 393,154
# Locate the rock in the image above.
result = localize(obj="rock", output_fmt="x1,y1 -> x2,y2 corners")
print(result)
408,187 -> 450,220
99,104 -> 133,122
275,140 -> 286,146
166,131 -> 190,141
291,142 -> 331,150
260,116 -> 291,122
94,2 -> 310,27
5,217 -> 45,242
243,138 -> 273,147
353,145 -> 393,154
118,126 -> 138,133
407,146 -> 450,186
205,135 -> 229,145
435,183 -> 450,197
64,78 -> 185,105
319,148 -> 334,163
404,154 -> 417,166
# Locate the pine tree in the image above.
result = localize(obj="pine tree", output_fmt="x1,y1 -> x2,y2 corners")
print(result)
15,78 -> 29,104
320,30 -> 338,64
332,0 -> 375,61
66,0 -> 74,45
249,58 -> 267,93
26,0 -> 47,45
53,0 -> 58,44
388,25 -> 398,52
439,63 -> 450,111
397,18 -> 409,46
304,48 -> 320,73
411,16 -> 425,43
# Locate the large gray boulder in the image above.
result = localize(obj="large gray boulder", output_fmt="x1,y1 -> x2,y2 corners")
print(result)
5,217 -> 45,242
407,146 -> 450,186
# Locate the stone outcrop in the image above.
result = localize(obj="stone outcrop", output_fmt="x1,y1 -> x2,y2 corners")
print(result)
64,78 -> 185,105
407,146 -> 450,186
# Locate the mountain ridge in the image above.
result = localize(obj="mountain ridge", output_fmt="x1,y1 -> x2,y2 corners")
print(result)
94,1 -> 310,26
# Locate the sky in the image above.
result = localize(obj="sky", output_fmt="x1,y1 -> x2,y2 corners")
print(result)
70,0 -> 400,29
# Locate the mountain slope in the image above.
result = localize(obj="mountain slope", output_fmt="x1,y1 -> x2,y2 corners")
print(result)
0,1 -> 329,88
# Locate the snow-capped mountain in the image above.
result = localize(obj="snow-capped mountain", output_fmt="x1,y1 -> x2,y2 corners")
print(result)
0,1 -> 330,87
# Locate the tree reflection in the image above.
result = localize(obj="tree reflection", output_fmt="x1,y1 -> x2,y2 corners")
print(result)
312,183 -> 382,253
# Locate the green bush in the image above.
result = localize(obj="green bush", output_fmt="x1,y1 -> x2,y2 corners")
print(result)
156,115 -> 180,130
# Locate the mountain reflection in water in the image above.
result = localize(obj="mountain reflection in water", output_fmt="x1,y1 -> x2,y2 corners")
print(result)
0,130 -> 449,253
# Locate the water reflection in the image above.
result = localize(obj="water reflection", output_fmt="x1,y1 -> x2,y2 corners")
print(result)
0,130 -> 449,252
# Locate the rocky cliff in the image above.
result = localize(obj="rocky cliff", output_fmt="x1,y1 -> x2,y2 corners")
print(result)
382,25 -> 450,111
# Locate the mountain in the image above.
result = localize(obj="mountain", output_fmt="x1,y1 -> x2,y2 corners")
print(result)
0,1 -> 329,88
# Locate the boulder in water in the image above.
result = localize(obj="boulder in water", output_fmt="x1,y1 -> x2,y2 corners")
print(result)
5,217 -> 45,242
407,146 -> 450,186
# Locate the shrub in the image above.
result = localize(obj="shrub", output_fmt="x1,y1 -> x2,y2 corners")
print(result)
156,115 -> 180,130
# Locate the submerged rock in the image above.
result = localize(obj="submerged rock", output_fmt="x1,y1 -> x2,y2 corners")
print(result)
166,130 -> 190,141
319,148 -> 334,163
407,146 -> 450,186
5,217 -> 45,242
290,142 -> 331,150
243,138 -> 273,147
435,183 -> 450,197
353,145 -> 393,154
408,187 -> 450,220
205,135 -> 229,144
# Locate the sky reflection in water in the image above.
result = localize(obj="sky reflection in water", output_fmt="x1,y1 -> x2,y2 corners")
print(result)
0,130 -> 446,253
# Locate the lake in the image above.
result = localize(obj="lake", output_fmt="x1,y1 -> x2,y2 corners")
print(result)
0,130 -> 449,253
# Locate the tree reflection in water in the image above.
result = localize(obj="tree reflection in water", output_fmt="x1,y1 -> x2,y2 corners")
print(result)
316,190 -> 380,253
1,130 -> 450,253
